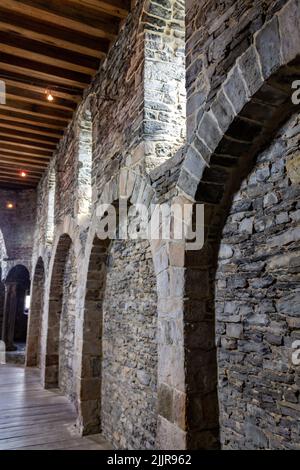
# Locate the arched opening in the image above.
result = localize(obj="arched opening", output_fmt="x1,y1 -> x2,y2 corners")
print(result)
46,169 -> 56,244
45,234 -> 75,392
77,108 -> 92,219
26,257 -> 45,368
103,237 -> 157,448
215,112 -> 300,449
2,265 -> 30,353
180,60 -> 300,449
78,206 -> 158,448
78,236 -> 109,435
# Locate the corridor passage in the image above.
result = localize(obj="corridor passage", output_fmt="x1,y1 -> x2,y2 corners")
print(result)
0,365 -> 111,450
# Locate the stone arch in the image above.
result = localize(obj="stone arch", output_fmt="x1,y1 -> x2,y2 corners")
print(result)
77,235 -> 110,435
214,113 -> 300,449
178,1 -> 300,200
2,265 -> 30,352
155,0 -> 300,449
76,170 -> 158,447
44,234 -> 72,389
26,257 -> 45,367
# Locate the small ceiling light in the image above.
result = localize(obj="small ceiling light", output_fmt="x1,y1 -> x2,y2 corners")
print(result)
45,89 -> 54,102
6,202 -> 14,209
20,171 -> 27,178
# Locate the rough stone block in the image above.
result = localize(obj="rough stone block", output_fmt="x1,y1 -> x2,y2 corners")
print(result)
223,64 -> 249,114
255,17 -> 282,79
197,111 -> 223,152
158,383 -> 174,422
183,145 -> 207,180
278,0 -> 300,64
238,45 -> 264,96
177,167 -> 198,199
211,89 -> 236,133
226,323 -> 243,339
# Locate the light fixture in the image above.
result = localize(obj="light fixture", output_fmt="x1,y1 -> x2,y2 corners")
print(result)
6,202 -> 14,209
20,171 -> 27,178
45,89 -> 54,102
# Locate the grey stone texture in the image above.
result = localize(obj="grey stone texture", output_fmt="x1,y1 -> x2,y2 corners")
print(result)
216,114 -> 300,449
0,0 -> 299,452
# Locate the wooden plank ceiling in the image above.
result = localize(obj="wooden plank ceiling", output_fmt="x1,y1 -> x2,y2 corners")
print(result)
0,0 -> 131,189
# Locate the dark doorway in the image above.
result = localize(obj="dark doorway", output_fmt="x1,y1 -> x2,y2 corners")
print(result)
2,265 -> 30,352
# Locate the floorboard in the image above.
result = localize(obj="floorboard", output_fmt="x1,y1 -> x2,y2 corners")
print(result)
0,364 -> 112,450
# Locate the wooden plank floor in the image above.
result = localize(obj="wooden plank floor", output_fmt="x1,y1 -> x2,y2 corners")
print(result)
0,364 -> 112,450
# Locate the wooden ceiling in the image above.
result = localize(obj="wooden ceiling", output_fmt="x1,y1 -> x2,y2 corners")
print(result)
0,0 -> 131,189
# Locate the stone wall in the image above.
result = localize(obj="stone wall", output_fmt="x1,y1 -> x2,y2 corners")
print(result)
0,189 -> 36,277
59,247 -> 77,402
23,0 -> 300,451
149,0 -> 300,450
216,113 -> 300,449
0,272 -> 4,339
185,0 -> 288,140
0,234 -> 6,332
0,189 -> 35,348
102,238 -> 157,449
30,0 -> 185,450
143,0 -> 186,169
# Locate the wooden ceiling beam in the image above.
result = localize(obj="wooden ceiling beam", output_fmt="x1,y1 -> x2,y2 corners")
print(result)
1,101 -> 71,123
5,88 -> 77,112
0,145 -> 52,159
0,155 -> 48,169
0,136 -> 56,152
68,0 -> 130,19
0,0 -> 131,188
0,15 -> 109,60
0,120 -> 63,139
0,109 -> 67,130
0,0 -> 119,40
0,128 -> 59,145
0,175 -> 37,186
0,76 -> 82,102
0,152 -> 50,166
0,57 -> 90,88
0,168 -> 42,179
0,33 -> 100,75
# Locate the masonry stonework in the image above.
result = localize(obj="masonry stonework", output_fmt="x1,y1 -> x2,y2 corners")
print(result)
102,238 -> 157,449
216,114 -> 300,449
0,0 -> 296,451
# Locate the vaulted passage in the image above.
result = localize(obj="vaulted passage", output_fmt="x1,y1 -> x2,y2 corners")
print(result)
2,265 -> 30,353
1,0 -> 300,452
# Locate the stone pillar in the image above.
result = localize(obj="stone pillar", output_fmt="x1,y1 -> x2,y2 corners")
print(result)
0,281 -> 5,339
1,282 -> 18,351
152,233 -> 188,449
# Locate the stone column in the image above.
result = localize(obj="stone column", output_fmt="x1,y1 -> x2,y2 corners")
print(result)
1,282 -> 18,351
